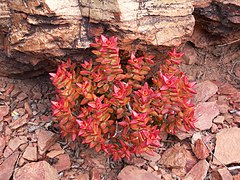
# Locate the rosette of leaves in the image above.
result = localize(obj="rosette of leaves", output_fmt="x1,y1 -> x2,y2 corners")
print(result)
50,35 -> 196,161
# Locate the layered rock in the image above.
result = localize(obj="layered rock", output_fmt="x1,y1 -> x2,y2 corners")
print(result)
192,0 -> 240,47
0,0 -> 194,77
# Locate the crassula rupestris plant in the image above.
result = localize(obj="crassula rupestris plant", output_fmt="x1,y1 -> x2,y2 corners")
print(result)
50,35 -> 196,161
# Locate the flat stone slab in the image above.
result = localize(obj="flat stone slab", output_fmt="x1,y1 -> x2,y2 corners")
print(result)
213,127 -> 240,165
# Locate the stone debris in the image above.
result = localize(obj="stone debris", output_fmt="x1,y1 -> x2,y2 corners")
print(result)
184,160 -> 209,180
8,136 -> 28,152
22,144 -> 38,161
9,114 -> 28,130
13,161 -> 58,180
211,168 -> 233,180
159,143 -> 187,169
193,80 -> 218,104
141,151 -> 161,163
37,128 -> 58,155
0,135 -> 6,156
194,102 -> 220,130
192,139 -> 209,160
214,127 -> 240,165
0,104 -> 9,121
118,165 -> 160,180
0,151 -> 20,180
213,116 -> 225,124
52,154 -> 71,172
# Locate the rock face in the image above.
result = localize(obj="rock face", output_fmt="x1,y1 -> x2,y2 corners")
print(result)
192,0 -> 240,47
0,0 -> 194,77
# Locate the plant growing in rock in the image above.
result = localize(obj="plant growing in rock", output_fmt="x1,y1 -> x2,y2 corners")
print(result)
50,35 -> 196,161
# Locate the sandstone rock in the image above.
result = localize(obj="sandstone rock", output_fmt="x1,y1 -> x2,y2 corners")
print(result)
193,80 -> 218,104
192,139 -> 209,160
184,160 -> 209,180
159,144 -> 187,169
128,156 -> 146,167
214,127 -> 240,165
0,104 -> 9,121
194,102 -> 220,130
22,144 -> 38,161
185,150 -> 198,173
13,161 -> 58,180
8,136 -> 28,152
213,116 -> 225,124
141,151 -> 161,163
0,135 -> 6,156
233,173 -> 240,180
211,168 -> 233,180
91,168 -> 102,180
218,104 -> 230,114
9,114 -> 28,130
218,83 -> 238,95
0,151 -> 20,180
193,0 -> 240,46
52,154 -> 71,172
183,44 -> 199,65
37,128 -> 58,155
75,173 -> 89,180
0,0 -> 194,77
118,165 -> 160,180
47,149 -> 65,158
24,102 -> 33,117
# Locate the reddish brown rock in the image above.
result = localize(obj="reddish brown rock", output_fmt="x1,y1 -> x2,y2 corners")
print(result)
17,92 -> 28,102
0,151 -> 20,180
0,104 -> 9,121
0,0 -> 195,77
213,116 -> 225,124
218,83 -> 238,95
234,116 -> 240,124
22,144 -> 38,161
91,168 -> 102,180
75,173 -> 89,180
218,104 -> 230,114
8,136 -> 28,152
118,165 -> 160,180
192,139 -> 210,160
194,102 -> 220,130
24,102 -> 33,117
233,173 -> 240,180
0,135 -> 6,156
184,160 -> 209,180
214,127 -> 240,165
159,144 -> 187,169
37,128 -> 58,155
141,151 -> 161,163
9,114 -> 28,130
52,154 -> 71,172
183,44 -> 199,65
185,150 -> 198,173
193,80 -> 218,104
13,161 -> 58,180
211,168 -> 233,180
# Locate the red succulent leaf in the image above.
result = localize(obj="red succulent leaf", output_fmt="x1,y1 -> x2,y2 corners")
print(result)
168,48 -> 184,58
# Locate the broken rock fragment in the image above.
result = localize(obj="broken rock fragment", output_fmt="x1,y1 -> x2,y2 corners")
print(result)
13,161 -> 58,180
194,102 -> 220,130
193,80 -> 218,104
184,160 -> 209,180
214,127 -> 240,165
37,128 -> 58,155
118,165 -> 160,180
